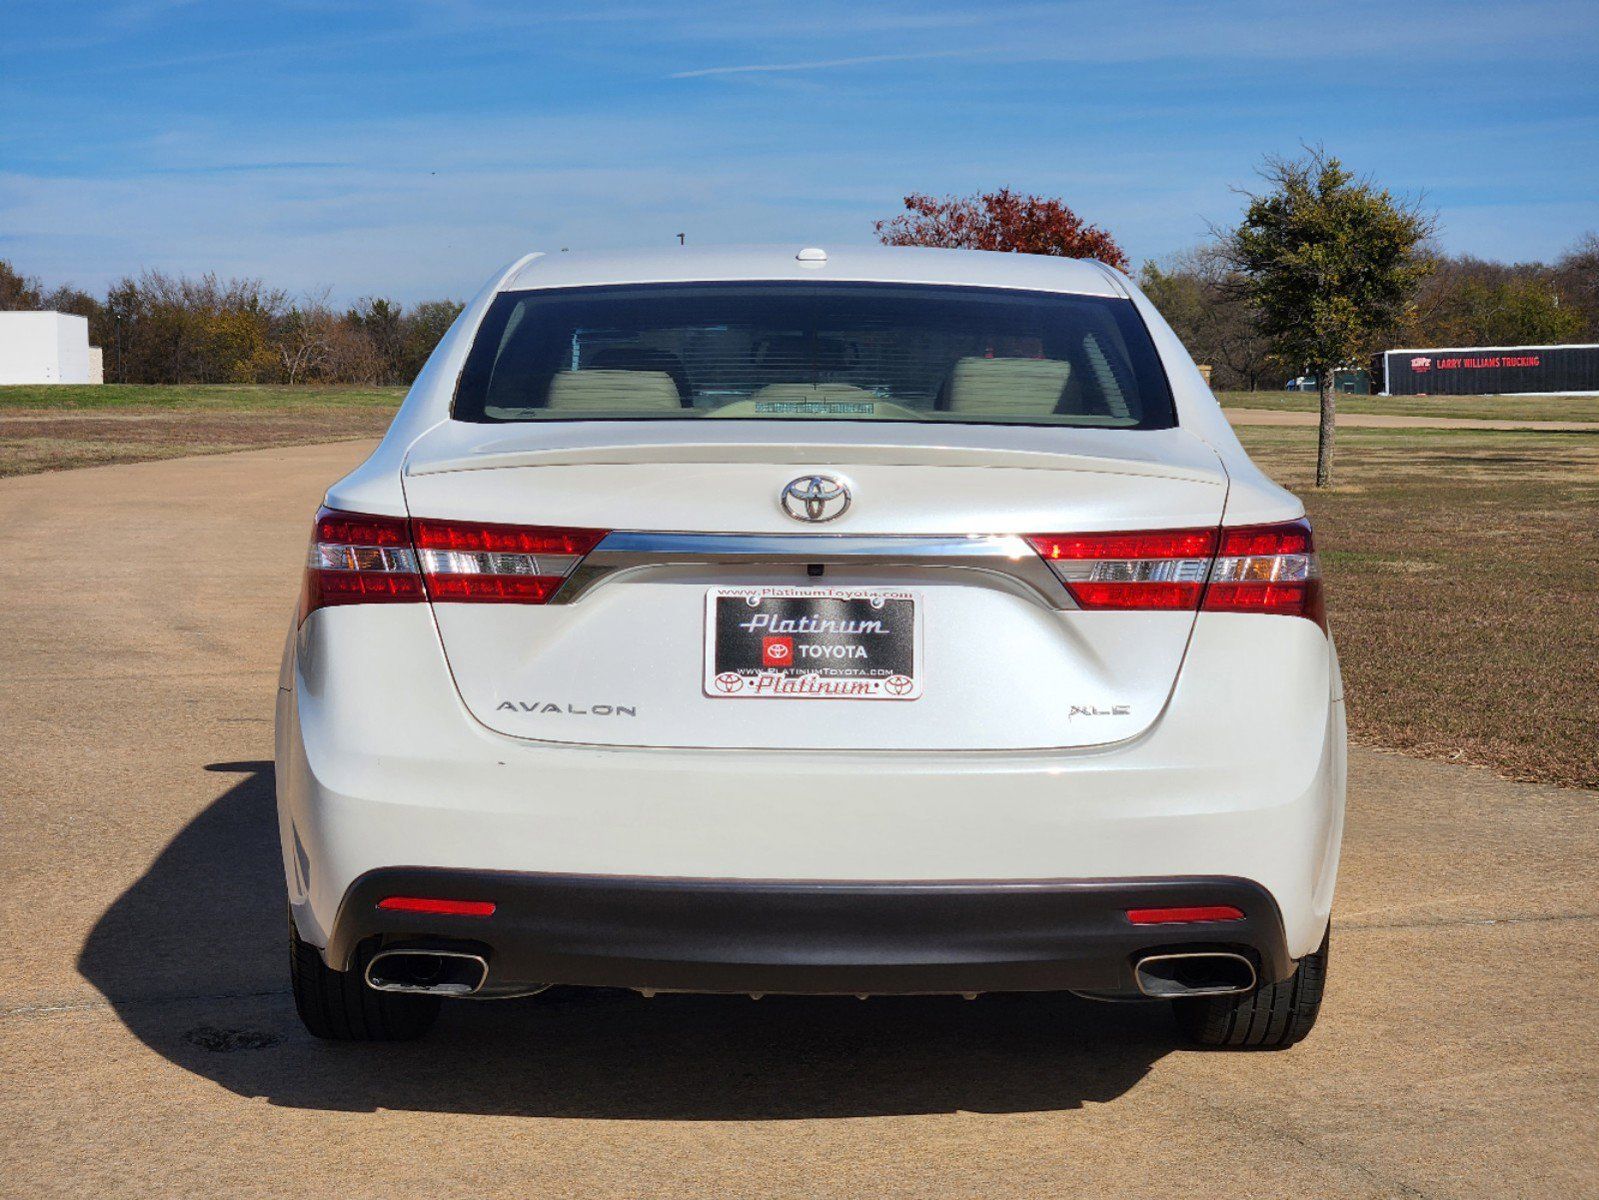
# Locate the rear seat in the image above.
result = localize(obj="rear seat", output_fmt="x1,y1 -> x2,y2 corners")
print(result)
543,370 -> 684,411
942,357 -> 1074,416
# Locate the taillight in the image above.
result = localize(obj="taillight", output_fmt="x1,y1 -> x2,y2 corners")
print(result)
1026,528 -> 1218,610
1027,518 -> 1324,624
411,518 -> 607,603
300,508 -> 609,620
1202,519 -> 1323,623
302,508 -> 423,617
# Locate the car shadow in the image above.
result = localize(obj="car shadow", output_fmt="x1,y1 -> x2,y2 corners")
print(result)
78,760 -> 1179,1118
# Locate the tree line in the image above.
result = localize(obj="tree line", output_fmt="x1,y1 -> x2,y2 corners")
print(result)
1140,233 -> 1598,391
872,185 -> 1598,394
6,211 -> 1592,397
876,166 -> 1597,484
0,261 -> 463,387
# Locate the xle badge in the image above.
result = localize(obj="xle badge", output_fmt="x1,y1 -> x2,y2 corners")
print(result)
1068,704 -> 1131,719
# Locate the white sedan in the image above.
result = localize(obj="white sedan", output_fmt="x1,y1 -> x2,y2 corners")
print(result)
276,244 -> 1344,1048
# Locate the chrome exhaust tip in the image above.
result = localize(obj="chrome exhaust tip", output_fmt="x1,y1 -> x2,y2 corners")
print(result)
1134,951 -> 1257,998
365,948 -> 489,997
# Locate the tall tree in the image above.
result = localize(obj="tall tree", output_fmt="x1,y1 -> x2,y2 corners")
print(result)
1553,232 -> 1599,340
875,188 -> 1128,270
400,299 -> 465,381
0,260 -> 44,310
1140,249 -> 1277,390
1219,148 -> 1435,486
349,297 -> 407,383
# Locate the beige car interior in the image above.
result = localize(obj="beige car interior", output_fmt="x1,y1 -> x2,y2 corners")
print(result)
543,369 -> 684,411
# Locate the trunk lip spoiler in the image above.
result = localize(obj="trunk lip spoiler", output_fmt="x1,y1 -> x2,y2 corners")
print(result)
400,425 -> 1227,485
552,531 -> 1079,609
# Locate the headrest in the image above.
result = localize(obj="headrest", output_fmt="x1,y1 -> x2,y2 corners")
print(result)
586,348 -> 689,400
943,357 -> 1073,415
543,370 -> 685,411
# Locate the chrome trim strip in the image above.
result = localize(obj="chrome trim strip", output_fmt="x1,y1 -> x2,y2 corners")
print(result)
551,531 -> 1077,608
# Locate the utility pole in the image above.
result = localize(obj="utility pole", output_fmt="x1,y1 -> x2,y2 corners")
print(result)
677,233 -> 685,245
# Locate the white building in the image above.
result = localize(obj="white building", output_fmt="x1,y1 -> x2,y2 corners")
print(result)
0,311 -> 98,385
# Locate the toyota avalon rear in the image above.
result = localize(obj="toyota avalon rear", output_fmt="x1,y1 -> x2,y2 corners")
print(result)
275,246 -> 1344,1048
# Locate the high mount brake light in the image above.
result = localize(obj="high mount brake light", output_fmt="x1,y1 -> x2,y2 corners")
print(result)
1027,519 -> 1324,623
299,508 -> 609,619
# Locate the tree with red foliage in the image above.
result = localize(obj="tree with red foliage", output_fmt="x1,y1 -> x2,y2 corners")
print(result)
874,188 -> 1129,270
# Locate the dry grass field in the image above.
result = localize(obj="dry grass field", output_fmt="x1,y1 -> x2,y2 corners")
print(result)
0,385 -> 404,477
1239,425 -> 1599,788
1219,389 -> 1599,424
4,385 -> 1594,788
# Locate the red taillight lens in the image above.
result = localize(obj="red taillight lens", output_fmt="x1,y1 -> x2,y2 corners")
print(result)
411,520 -> 607,557
1126,905 -> 1245,925
376,896 -> 497,917
300,509 -> 610,619
411,518 -> 607,604
1026,528 -> 1218,611
301,507 -> 424,619
1202,519 -> 1323,624
1028,519 -> 1324,624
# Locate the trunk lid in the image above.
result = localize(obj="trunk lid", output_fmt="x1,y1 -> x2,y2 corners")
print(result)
403,422 -> 1228,751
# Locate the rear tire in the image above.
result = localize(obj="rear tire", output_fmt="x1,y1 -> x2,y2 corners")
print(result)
289,911 -> 440,1041
1174,925 -> 1328,1048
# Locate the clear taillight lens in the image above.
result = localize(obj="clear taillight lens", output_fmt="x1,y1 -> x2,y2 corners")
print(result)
1026,528 -> 1219,610
300,508 -> 608,619
1027,519 -> 1324,624
1203,520 -> 1323,623
302,509 -> 423,616
411,519 -> 607,603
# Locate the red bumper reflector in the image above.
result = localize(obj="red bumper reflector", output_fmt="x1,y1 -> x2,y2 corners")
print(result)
377,896 -> 497,917
1126,905 -> 1245,925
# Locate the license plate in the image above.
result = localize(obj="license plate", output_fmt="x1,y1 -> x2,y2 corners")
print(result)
704,586 -> 921,700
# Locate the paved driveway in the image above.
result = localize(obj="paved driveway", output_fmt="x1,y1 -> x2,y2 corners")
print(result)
2,443 -> 1595,1199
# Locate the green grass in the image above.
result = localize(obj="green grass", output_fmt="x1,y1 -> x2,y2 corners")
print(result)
0,383 -> 406,410
1217,389 -> 1599,424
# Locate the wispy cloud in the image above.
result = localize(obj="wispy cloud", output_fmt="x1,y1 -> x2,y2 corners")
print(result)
671,50 -> 966,78
2,0 -> 1594,297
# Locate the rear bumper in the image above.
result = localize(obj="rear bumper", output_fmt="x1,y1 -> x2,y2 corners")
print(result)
327,869 -> 1293,996
276,605 -> 1346,963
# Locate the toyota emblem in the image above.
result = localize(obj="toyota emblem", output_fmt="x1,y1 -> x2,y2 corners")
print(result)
780,475 -> 851,523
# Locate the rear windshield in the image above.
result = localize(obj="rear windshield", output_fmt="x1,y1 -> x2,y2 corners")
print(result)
453,282 -> 1175,428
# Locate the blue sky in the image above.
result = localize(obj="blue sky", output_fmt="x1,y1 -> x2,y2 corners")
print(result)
3,0 -> 1596,303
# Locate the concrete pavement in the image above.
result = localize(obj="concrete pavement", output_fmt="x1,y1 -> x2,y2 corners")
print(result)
2,442 -> 1596,1199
